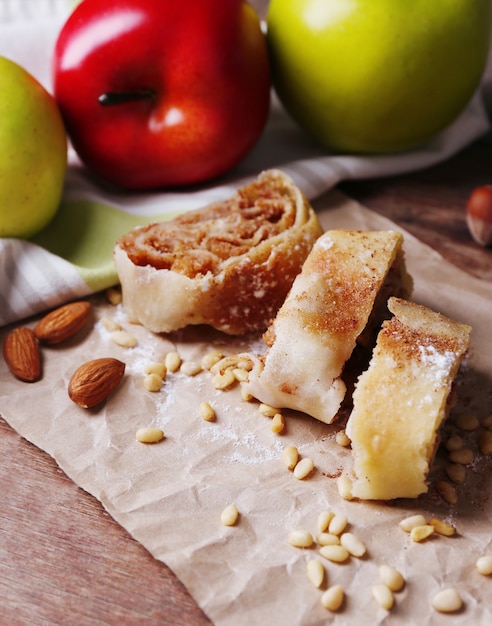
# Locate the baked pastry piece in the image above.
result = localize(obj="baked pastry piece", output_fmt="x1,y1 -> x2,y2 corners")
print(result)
113,169 -> 323,335
243,230 -> 413,423
345,297 -> 471,500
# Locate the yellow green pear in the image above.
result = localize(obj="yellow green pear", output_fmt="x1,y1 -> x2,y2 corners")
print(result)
0,56 -> 67,238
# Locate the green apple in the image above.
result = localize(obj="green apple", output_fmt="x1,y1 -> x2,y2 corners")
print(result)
0,56 -> 67,239
267,0 -> 491,153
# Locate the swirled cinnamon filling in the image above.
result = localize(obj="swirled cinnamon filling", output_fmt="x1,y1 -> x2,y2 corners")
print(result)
117,178 -> 298,277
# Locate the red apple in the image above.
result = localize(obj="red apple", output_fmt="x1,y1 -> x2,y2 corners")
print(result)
53,0 -> 270,190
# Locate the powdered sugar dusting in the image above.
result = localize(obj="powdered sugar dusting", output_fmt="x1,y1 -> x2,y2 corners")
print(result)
419,344 -> 456,374
193,421 -> 284,465
317,234 -> 334,250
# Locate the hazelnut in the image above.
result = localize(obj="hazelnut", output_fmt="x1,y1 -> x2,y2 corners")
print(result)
466,185 -> 492,247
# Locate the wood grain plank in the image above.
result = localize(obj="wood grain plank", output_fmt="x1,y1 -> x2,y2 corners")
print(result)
0,416 -> 211,626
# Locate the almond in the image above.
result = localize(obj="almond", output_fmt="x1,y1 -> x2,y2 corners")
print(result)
34,301 -> 92,345
68,357 -> 125,408
3,327 -> 42,382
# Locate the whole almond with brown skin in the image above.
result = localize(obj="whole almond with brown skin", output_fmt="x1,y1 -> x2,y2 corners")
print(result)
68,357 -> 125,408
34,301 -> 92,345
3,327 -> 42,382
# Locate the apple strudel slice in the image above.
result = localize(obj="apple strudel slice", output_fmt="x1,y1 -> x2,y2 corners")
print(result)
345,297 -> 471,500
113,169 -> 323,335
243,229 -> 413,424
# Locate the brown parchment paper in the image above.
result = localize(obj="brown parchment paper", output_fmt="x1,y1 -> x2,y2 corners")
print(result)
1,190 -> 491,626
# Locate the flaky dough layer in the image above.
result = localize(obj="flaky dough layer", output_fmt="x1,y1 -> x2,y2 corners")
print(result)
244,230 -> 413,423
346,297 -> 471,500
114,169 -> 323,335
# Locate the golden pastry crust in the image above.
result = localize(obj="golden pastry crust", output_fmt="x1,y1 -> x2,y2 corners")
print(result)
114,169 -> 323,335
345,297 -> 471,500
244,230 -> 413,423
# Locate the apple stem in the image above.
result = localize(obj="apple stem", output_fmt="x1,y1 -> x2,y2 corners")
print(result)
98,88 -> 156,106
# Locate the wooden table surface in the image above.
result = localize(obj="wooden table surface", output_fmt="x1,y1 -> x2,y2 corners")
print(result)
1,128 -> 491,625
340,127 -> 492,283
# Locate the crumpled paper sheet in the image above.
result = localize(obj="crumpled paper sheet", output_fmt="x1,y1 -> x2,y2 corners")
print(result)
1,191 -> 491,626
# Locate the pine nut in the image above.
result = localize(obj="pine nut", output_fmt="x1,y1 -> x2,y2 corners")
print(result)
319,544 -> 350,563
271,413 -> 285,433
180,361 -> 202,376
105,286 -> 122,305
372,584 -> 394,611
321,585 -> 344,611
479,430 -> 492,455
136,427 -> 164,443
445,434 -> 464,452
337,475 -> 353,500
435,480 -> 458,504
378,564 -> 405,592
340,532 -> 366,557
282,445 -> 298,470
232,367 -> 249,383
399,514 -> 427,532
293,457 -> 314,480
259,403 -> 279,417
101,316 -> 122,332
236,357 -> 253,371
165,351 -> 181,372
201,350 -> 223,370
318,510 -> 335,533
210,356 -> 232,374
328,514 -> 348,536
240,386 -> 253,402
410,525 -> 435,543
317,533 -> 340,547
212,369 -> 236,390
335,430 -> 351,447
445,462 -> 466,484
432,588 -> 462,613
144,362 -> 167,379
143,373 -> 163,392
111,329 -> 138,348
288,530 -> 313,548
220,503 -> 239,526
454,412 -> 480,431
476,555 -> 492,575
210,354 -> 252,375
448,448 -> 474,465
428,517 -> 456,537
306,559 -> 325,588
199,401 -> 216,422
